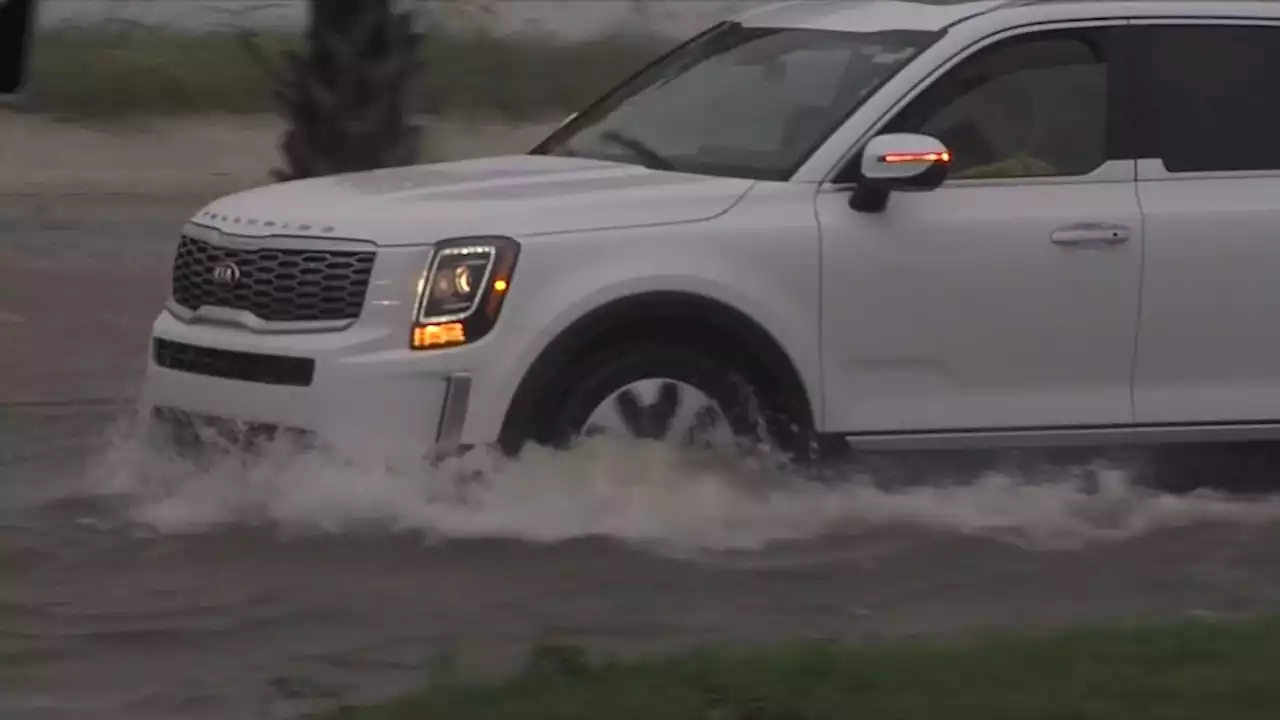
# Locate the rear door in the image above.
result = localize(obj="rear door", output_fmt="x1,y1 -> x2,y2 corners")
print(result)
1130,21 -> 1280,424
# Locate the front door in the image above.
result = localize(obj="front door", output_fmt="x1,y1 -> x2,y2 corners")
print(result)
816,25 -> 1143,434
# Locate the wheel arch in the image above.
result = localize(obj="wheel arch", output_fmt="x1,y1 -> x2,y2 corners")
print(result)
497,290 -> 817,454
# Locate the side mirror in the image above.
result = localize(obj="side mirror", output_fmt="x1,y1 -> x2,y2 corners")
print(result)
849,133 -> 951,213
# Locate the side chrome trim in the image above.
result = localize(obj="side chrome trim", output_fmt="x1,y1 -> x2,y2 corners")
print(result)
818,159 -> 1136,196
164,302 -> 357,334
1136,157 -> 1280,182
844,422 -> 1280,452
435,374 -> 472,454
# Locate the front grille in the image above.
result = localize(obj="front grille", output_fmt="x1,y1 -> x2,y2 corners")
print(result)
171,235 -> 376,323
154,338 -> 315,387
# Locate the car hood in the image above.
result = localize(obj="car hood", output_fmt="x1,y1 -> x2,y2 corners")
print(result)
190,154 -> 756,246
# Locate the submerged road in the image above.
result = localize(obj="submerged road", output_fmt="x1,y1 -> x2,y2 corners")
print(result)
5,197 -> 1280,720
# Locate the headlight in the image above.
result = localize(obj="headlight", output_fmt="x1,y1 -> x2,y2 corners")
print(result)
411,236 -> 520,350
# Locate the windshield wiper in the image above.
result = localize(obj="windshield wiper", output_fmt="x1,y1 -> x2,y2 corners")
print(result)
598,130 -> 676,171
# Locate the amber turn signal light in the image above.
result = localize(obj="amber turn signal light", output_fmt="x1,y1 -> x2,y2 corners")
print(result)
411,322 -> 466,350
880,151 -> 951,164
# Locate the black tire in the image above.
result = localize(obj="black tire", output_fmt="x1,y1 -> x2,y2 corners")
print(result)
528,343 -> 797,458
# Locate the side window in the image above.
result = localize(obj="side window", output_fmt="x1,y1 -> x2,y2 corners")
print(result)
1140,24 -> 1280,173
882,29 -> 1113,180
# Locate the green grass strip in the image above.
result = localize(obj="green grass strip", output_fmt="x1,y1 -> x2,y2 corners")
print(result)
332,615 -> 1280,720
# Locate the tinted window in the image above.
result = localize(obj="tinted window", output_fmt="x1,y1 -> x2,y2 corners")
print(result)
1139,25 -> 1280,173
883,29 -> 1113,179
533,23 -> 941,181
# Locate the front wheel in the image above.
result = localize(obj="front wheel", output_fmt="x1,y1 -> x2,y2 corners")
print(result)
525,343 -> 817,462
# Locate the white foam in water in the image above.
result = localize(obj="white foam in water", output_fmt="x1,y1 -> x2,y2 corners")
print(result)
80,411 -> 1280,553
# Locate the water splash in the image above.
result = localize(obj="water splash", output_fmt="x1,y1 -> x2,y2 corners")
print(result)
78,410 -> 1280,553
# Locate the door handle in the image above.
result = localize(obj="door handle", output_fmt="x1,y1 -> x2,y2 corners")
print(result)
1051,223 -> 1131,247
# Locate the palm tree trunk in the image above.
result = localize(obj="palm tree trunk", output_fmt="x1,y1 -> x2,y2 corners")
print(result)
272,0 -> 425,181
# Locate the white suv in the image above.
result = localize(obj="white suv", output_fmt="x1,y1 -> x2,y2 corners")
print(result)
141,0 -> 1280,466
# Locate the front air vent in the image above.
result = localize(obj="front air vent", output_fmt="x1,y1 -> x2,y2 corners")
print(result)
153,338 -> 315,387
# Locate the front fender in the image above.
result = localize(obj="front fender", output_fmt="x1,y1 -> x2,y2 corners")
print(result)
458,212 -> 823,445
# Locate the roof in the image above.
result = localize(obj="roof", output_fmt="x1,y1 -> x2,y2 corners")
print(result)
736,0 -> 1280,33
735,0 -> 1012,33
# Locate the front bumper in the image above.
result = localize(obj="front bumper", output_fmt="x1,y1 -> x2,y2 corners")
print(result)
141,309 -> 473,461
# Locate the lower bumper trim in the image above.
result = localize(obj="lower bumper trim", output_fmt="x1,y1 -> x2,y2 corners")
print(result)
435,374 -> 472,455
153,338 -> 316,387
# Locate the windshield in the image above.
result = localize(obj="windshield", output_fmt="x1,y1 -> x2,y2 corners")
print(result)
531,22 -> 942,181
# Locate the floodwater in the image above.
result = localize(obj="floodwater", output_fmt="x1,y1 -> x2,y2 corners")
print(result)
6,196 -> 1280,720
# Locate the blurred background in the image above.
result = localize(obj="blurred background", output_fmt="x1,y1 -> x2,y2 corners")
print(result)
24,0 -> 763,118
2,0 -> 767,196
11,5 -> 1280,720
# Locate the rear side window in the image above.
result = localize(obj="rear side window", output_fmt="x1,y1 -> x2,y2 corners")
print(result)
1137,24 -> 1280,173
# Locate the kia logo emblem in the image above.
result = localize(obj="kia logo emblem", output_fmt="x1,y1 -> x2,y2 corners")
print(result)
211,262 -> 241,287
